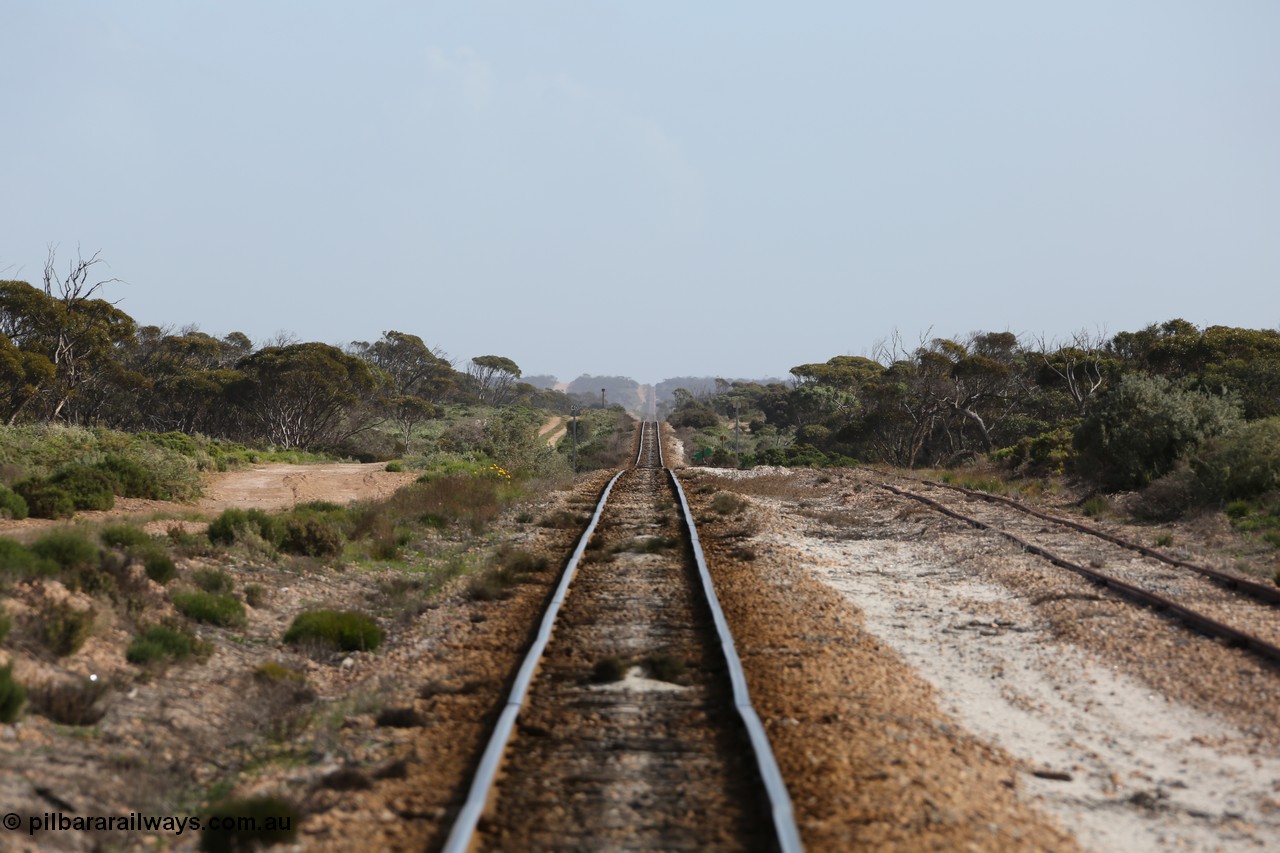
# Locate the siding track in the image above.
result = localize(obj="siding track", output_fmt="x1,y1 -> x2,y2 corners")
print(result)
442,422 -> 800,852
868,473 -> 1280,669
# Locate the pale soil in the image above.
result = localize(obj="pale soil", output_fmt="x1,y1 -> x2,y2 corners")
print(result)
0,463 -> 421,542
694,466 -> 1280,851
537,415 -> 567,447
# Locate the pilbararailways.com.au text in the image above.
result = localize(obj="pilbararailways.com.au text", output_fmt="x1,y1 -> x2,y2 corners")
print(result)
5,811 -> 294,836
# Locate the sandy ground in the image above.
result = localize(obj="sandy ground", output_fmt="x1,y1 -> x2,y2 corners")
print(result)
196,463 -> 419,511
537,416 -> 567,447
699,467 -> 1280,851
0,464 -> 422,542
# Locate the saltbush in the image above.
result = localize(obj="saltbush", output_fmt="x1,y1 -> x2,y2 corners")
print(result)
144,551 -> 177,585
126,624 -> 200,664
30,530 -> 100,571
1075,374 -> 1243,490
40,601 -> 94,657
49,465 -> 116,511
173,591 -> 246,627
206,508 -> 285,549
13,479 -> 75,519
100,524 -> 152,550
0,664 -> 25,723
0,485 -> 28,520
199,797 -> 298,853
283,610 -> 382,652
0,539 -> 56,579
94,454 -> 162,499
1192,417 -> 1280,503
192,568 -> 234,594
281,516 -> 344,558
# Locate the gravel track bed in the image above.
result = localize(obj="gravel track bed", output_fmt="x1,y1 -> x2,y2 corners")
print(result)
694,467 -> 1280,850
476,466 -> 770,851
681,469 -> 1082,852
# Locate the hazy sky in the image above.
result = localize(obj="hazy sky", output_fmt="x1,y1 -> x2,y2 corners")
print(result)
3,2 -> 1277,383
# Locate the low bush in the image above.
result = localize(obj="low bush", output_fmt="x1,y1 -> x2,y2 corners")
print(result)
49,465 -> 116,511
94,454 -> 162,499
199,797 -> 298,853
0,485 -> 28,520
1075,374 -> 1243,490
283,610 -> 382,652
192,568 -> 234,594
173,591 -> 246,628
281,516 -> 344,558
31,530 -> 100,571
100,524 -> 152,550
13,479 -> 75,519
0,664 -> 25,723
1192,417 -> 1280,503
127,624 -> 202,664
143,551 -> 177,585
0,539 -> 56,580
243,583 -> 267,608
206,508 -> 285,549
26,677 -> 109,725
40,601 -> 94,657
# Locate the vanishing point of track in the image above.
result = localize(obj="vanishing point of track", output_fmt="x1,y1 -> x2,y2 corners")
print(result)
868,471 -> 1280,668
442,422 -> 801,852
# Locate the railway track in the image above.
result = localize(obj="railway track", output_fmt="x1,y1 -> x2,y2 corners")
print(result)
443,422 -> 801,852
867,472 -> 1280,668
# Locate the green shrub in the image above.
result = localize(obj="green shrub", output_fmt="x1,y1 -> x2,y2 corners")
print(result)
283,610 -> 382,652
31,530 -> 100,570
144,551 -> 177,585
173,591 -> 246,627
49,465 -> 116,511
100,524 -> 153,550
13,479 -> 75,519
0,485 -> 28,520
192,568 -> 234,594
126,624 -> 200,664
0,539 -> 56,579
0,664 -> 25,723
206,508 -> 285,548
1081,495 -> 1111,517
94,454 -> 162,499
1192,417 -> 1280,503
40,601 -> 94,657
384,462 -> 403,473
199,797 -> 298,853
1075,374 -> 1243,490
243,583 -> 267,608
281,516 -> 344,558
0,607 -> 10,644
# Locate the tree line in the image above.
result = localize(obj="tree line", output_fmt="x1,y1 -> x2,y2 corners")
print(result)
667,320 -> 1280,493
0,253 -> 559,454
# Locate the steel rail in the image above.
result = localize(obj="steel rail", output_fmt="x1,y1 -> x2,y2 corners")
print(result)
873,469 -> 1280,607
440,468 -> 625,853
669,463 -> 804,853
441,421 -> 802,852
876,482 -> 1280,668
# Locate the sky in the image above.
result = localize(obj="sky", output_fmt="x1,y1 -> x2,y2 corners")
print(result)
3,2 -> 1277,384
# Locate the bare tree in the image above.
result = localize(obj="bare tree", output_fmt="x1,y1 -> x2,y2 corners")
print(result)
40,246 -> 134,421
1034,328 -> 1111,414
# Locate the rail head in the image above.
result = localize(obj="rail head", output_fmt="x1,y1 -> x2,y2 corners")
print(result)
440,469 -> 626,853
668,468 -> 804,853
